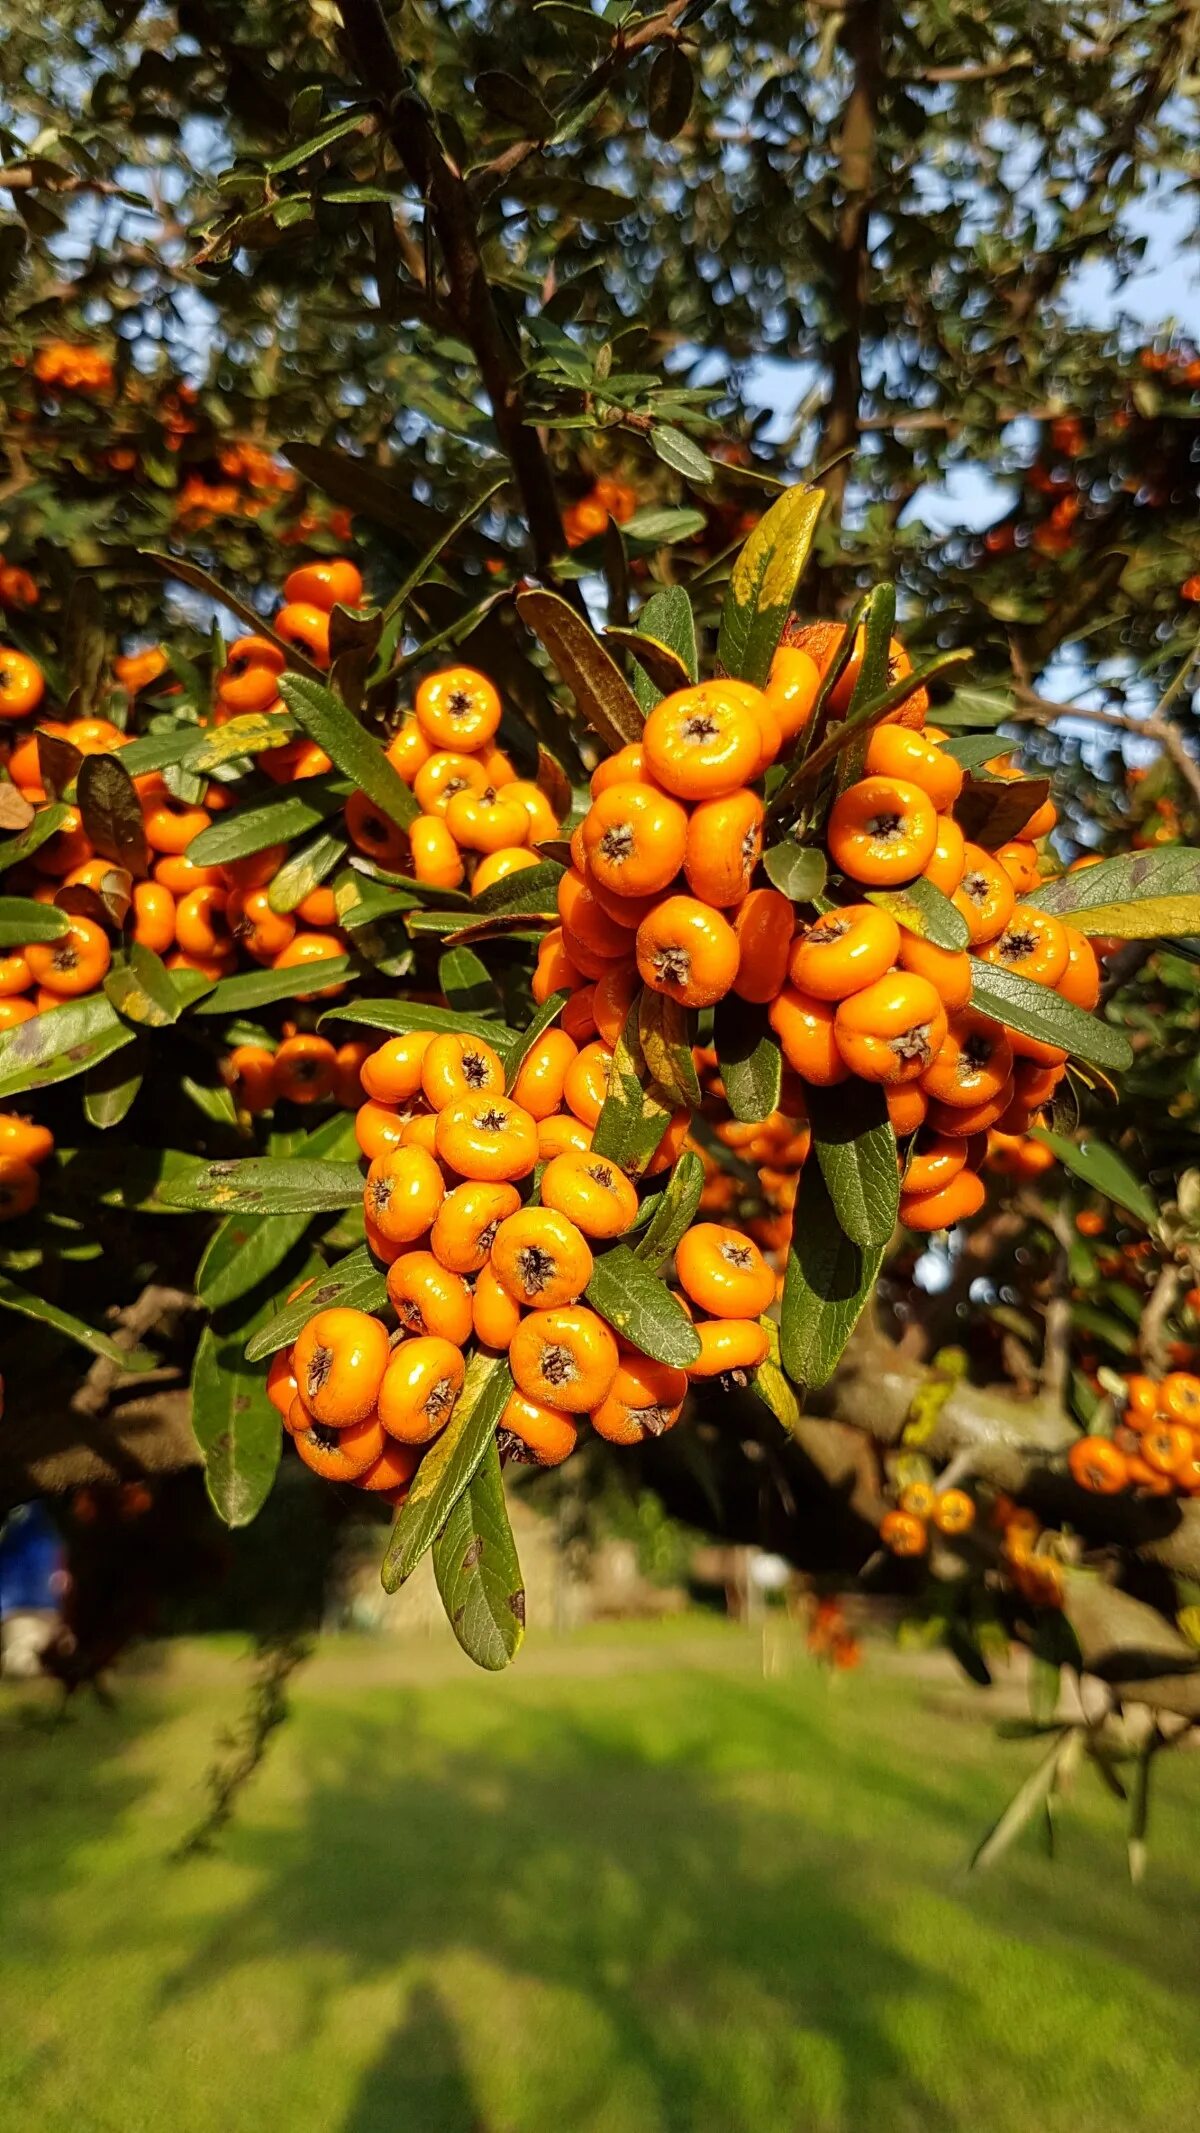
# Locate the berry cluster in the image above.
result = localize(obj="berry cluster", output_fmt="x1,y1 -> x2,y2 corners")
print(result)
32,342 -> 114,395
275,1020 -> 783,1495
562,475 -> 638,548
383,666 -> 562,893
1070,1371 -> 1200,1498
880,1480 -> 976,1557
0,1110 -> 55,1222
527,620 -> 1098,1243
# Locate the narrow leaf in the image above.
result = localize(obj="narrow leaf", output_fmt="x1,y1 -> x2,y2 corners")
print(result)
0,1271 -> 155,1371
432,1438 -> 525,1671
159,1157 -> 364,1215
516,587 -> 644,750
807,1080 -> 899,1249
633,1149 -> 704,1271
1031,1129 -> 1158,1227
278,674 -> 417,828
969,960 -> 1133,1072
187,776 -> 349,866
780,1159 -> 885,1389
244,1245 -> 387,1361
191,1322 -> 282,1528
713,998 -> 782,1123
191,957 -> 352,1015
717,484 -> 825,686
866,877 -> 969,951
382,1353 -> 513,1591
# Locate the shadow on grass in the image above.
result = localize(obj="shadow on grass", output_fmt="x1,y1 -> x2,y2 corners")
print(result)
154,1684 -> 972,2133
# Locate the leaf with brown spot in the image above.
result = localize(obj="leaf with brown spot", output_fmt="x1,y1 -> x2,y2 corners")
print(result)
37,728 -> 82,804
77,752 -> 150,877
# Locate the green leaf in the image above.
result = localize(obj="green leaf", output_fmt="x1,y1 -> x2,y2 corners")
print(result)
590,1003 -> 675,1177
1026,847 -> 1200,939
807,1080 -> 899,1249
0,897 -> 71,946
968,961 -> 1133,1072
651,425 -> 714,485
432,1437 -> 525,1671
0,802 -> 72,875
382,1352 -> 513,1591
866,878 -> 969,951
83,1041 -> 144,1128
319,997 -> 516,1047
780,1160 -> 885,1390
191,1322 -> 282,1529
941,733 -> 1008,774
762,841 -> 828,903
267,828 -> 348,915
194,1118 -> 355,1311
277,674 -> 417,829
516,587 -> 644,750
438,945 -> 499,1016
475,68 -> 552,132
713,998 -> 782,1123
751,1319 -> 803,1437
846,583 -> 896,714
187,776 -> 349,866
585,1243 -> 701,1366
468,858 -> 565,918
637,989 -> 701,1108
181,713 -> 298,771
59,1146 -> 208,1213
636,584 -> 698,683
633,1149 -> 704,1272
116,726 -> 208,777
158,1158 -> 364,1216
196,1209 -> 316,1313
504,989 -> 569,1089
190,957 -> 353,1016
717,484 -> 825,686
647,43 -> 694,138
103,943 -> 188,1028
1031,1129 -> 1158,1227
0,1271 -> 155,1371
266,108 -> 369,174
244,1244 -> 387,1361
622,507 -> 707,547
936,683 -> 1013,729
0,994 -> 137,1100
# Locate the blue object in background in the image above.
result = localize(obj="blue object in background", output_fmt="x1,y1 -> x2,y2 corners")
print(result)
0,1502 -> 65,1615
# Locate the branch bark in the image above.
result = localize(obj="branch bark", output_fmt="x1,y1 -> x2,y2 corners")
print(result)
336,0 -> 570,581
818,0 -> 885,517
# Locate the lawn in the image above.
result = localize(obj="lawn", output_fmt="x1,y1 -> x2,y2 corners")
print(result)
0,1618 -> 1197,2133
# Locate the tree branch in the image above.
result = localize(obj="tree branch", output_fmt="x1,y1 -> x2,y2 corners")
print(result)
1011,683 -> 1200,815
818,0 -> 885,516
336,0 -> 570,581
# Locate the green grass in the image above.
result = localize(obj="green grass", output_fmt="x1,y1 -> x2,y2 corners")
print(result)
1,1619 -> 1198,2133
